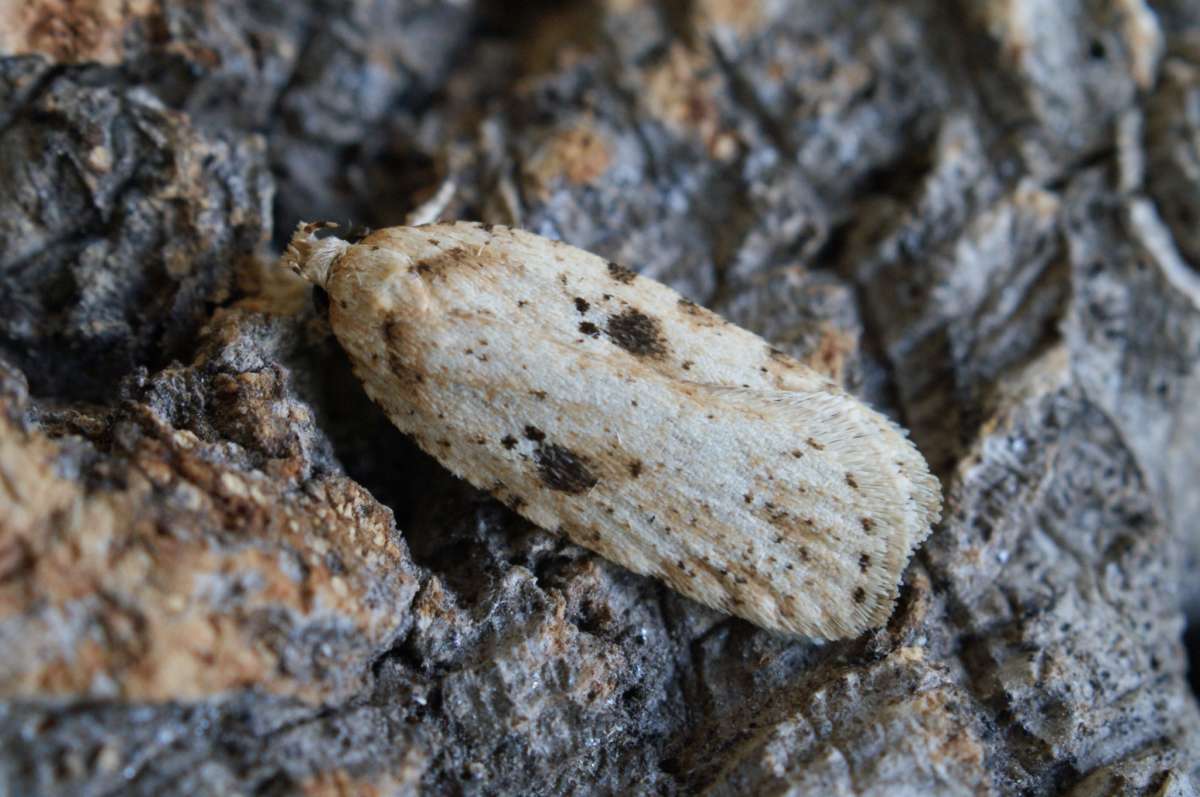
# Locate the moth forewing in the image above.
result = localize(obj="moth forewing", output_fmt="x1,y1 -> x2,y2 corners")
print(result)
289,221 -> 942,639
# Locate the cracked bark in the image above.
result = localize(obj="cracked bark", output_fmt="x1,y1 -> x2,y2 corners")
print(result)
1,1 -> 1199,795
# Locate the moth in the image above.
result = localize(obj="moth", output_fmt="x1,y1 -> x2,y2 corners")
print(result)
283,221 -> 941,639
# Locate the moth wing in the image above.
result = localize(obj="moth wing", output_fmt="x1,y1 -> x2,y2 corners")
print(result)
765,379 -> 943,538
672,382 -> 935,635
319,222 -> 940,638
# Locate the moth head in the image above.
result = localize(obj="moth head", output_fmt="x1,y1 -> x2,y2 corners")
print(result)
281,221 -> 350,287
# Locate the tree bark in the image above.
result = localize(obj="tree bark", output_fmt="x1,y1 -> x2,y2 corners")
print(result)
1,1 -> 1198,794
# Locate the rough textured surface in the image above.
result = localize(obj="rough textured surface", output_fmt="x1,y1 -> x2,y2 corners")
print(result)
0,1 -> 1198,794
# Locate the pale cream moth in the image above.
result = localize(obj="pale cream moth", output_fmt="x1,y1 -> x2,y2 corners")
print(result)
283,221 -> 942,639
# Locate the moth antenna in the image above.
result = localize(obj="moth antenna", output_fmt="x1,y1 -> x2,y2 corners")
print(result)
405,179 -> 457,226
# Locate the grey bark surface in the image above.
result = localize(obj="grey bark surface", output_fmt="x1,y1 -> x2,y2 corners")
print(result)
1,1 -> 1198,795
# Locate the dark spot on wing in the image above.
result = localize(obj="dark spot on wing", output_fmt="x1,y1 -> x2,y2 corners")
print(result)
859,553 -> 871,572
574,297 -> 589,313
845,473 -> 859,490
861,517 -> 874,532
628,460 -> 643,478
535,444 -> 599,494
677,296 -> 724,326
853,587 -> 867,604
606,309 -> 667,358
501,435 -> 518,450
807,437 -> 825,451
383,319 -> 403,345
524,426 -> 546,442
607,261 -> 637,284
579,321 -> 600,337
406,246 -> 478,279
767,346 -> 790,361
